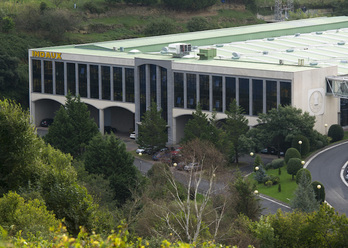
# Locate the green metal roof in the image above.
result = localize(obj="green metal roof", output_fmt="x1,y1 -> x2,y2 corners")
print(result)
32,16 -> 348,74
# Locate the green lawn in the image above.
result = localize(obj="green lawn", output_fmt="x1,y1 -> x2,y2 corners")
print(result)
248,166 -> 298,204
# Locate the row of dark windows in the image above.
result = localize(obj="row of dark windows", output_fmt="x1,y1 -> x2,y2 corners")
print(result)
174,73 -> 291,115
32,59 -> 291,117
32,60 -> 135,103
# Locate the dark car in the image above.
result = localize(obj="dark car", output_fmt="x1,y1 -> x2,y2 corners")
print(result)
104,126 -> 117,134
261,147 -> 284,156
40,118 -> 54,127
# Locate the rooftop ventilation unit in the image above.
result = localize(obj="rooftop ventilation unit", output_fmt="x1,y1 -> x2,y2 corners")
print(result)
263,51 -> 268,55
167,43 -> 192,58
295,33 -> 300,37
232,52 -> 240,59
298,59 -> 304,66
338,41 -> 345,45
197,48 -> 217,60
128,49 -> 141,54
279,59 -> 284,65
267,38 -> 275,41
310,62 -> 318,66
215,44 -> 224,47
286,49 -> 294,52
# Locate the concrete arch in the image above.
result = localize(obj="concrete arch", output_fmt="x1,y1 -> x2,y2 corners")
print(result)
103,106 -> 135,133
32,98 -> 63,126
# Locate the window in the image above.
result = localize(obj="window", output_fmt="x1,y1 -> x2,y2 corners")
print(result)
199,75 -> 209,111
252,79 -> 263,116
113,67 -> 122,101
239,78 -> 249,115
174,72 -> 184,108
139,65 -> 146,118
125,68 -> 134,102
187,74 -> 196,109
102,66 -> 111,100
90,65 -> 99,99
225,77 -> 236,111
78,64 -> 87,97
55,62 -> 64,95
280,81 -> 291,106
32,59 -> 41,92
161,67 -> 168,122
67,63 -> 76,95
150,64 -> 157,104
44,61 -> 53,94
266,80 -> 277,112
213,76 -> 222,112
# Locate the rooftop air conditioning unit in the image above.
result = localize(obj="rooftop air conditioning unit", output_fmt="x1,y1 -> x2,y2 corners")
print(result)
167,43 -> 192,58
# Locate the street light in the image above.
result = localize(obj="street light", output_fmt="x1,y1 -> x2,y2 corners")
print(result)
254,190 -> 259,195
139,152 -> 143,174
255,166 -> 259,172
301,160 -> 305,166
317,184 -> 322,203
173,162 -> 177,167
250,152 -> 254,157
325,123 -> 328,135
298,140 -> 302,155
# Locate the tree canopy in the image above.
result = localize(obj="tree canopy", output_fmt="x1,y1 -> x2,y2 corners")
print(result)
137,101 -> 168,151
44,94 -> 99,157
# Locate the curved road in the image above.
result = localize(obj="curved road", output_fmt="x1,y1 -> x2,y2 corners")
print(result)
306,141 -> 348,215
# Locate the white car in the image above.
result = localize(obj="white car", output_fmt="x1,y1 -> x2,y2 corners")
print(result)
136,147 -> 145,154
130,132 -> 136,139
184,163 -> 201,171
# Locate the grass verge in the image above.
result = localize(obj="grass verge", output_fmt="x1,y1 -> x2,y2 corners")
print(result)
248,166 -> 297,205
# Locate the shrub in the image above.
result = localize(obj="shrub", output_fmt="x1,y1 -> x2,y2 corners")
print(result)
1,17 -> 15,33
187,16 -> 212,32
296,168 -> 311,185
143,18 -> 178,36
254,165 -> 267,184
263,175 -> 280,185
285,148 -> 301,164
83,1 -> 105,14
265,180 -> 273,187
292,134 -> 310,156
287,158 -> 303,180
163,0 -> 217,11
328,124 -> 344,142
271,158 -> 284,169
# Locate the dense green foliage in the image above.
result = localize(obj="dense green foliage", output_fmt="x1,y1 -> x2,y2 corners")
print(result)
44,94 -> 99,158
255,105 -> 316,154
84,134 -> 138,206
311,181 -> 325,203
284,148 -> 301,164
162,0 -> 217,11
291,134 -> 310,156
296,168 -> 311,185
287,158 -> 303,180
328,124 -> 344,142
137,101 -> 168,151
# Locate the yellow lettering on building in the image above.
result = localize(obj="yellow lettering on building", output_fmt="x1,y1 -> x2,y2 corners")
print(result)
32,51 -> 63,60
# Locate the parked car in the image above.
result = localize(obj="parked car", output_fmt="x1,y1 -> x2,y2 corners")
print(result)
136,147 -> 145,154
261,147 -> 284,156
153,152 -> 172,163
130,132 -> 136,139
40,118 -> 54,127
184,163 -> 202,172
104,126 -> 117,134
175,162 -> 186,171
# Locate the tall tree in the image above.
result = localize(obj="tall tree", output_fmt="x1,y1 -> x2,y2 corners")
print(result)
290,173 -> 319,213
224,100 -> 249,163
84,134 -> 138,206
44,94 -> 99,157
183,104 -> 220,146
137,101 -> 167,151
256,105 -> 315,156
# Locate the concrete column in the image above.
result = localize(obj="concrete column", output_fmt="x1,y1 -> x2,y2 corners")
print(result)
98,65 -> 102,99
167,66 -> 174,145
122,67 -> 126,102
222,76 -> 226,113
156,65 -> 161,110
75,63 -> 79,96
146,64 -> 150,109
134,66 -> 140,134
87,64 -> 91,98
99,108 -> 104,134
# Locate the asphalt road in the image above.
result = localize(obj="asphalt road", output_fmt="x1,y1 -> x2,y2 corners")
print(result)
306,141 -> 348,215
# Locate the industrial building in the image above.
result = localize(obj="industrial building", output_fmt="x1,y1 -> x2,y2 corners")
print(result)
29,16 -> 348,145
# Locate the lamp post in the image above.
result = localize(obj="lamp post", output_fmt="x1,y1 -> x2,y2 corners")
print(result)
298,140 -> 302,155
255,166 -> 259,172
325,123 -> 328,135
254,190 -> 259,195
139,152 -> 143,174
250,152 -> 254,167
317,184 -> 322,203
301,160 -> 305,166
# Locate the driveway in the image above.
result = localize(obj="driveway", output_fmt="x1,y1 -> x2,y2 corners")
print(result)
305,141 -> 348,215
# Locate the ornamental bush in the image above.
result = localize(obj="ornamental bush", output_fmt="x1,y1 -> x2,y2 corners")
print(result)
328,124 -> 344,142
287,158 -> 303,180
271,158 -> 284,169
284,148 -> 301,164
296,168 -> 312,185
